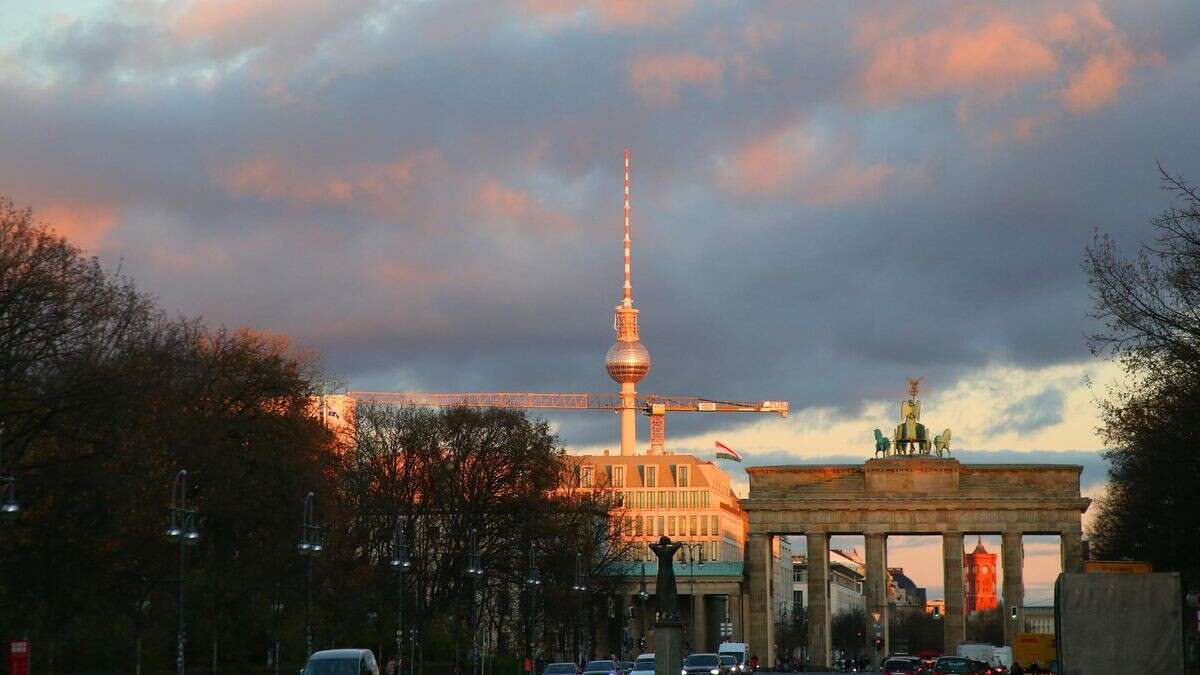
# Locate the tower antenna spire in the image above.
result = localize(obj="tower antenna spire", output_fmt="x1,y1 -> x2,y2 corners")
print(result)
623,148 -> 632,307
606,148 -> 651,455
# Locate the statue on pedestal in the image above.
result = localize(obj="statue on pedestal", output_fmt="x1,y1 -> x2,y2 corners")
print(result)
649,536 -> 683,623
870,378 -> 953,459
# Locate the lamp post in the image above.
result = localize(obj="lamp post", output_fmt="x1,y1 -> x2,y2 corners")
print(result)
1,427 -> 19,518
465,529 -> 484,675
680,542 -> 705,650
166,469 -> 201,675
271,587 -> 285,675
524,544 -> 542,669
571,552 -> 588,665
637,564 -> 649,652
297,491 -> 324,657
390,516 -> 412,673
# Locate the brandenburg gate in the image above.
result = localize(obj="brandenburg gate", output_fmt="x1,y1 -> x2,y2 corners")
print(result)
741,381 -> 1090,669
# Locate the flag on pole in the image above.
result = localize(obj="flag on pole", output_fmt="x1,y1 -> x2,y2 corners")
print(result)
714,441 -> 742,462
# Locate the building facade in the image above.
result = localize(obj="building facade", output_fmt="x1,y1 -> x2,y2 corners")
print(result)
791,551 -> 866,618
964,537 -> 999,613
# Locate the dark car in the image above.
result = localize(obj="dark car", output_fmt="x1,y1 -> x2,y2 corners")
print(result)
583,661 -> 621,675
543,663 -> 579,675
718,655 -> 737,675
302,649 -> 380,675
932,656 -> 986,675
884,656 -> 918,675
681,653 -> 721,675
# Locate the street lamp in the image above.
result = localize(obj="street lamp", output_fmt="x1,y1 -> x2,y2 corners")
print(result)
271,585 -> 285,675
572,552 -> 588,665
1,427 -> 20,518
391,515 -> 412,674
465,529 -> 484,675
681,543 -> 705,650
525,543 -> 542,671
166,469 -> 200,675
637,563 -> 649,652
298,491 -> 324,657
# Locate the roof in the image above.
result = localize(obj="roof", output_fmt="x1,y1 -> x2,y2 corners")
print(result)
310,649 -> 371,660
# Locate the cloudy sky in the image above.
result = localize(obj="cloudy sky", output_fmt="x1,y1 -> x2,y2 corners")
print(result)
4,0 -> 1199,604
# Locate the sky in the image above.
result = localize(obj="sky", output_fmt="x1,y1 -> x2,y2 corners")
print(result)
4,0 -> 1199,605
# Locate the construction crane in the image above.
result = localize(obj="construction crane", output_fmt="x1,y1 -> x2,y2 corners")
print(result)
346,391 -> 789,455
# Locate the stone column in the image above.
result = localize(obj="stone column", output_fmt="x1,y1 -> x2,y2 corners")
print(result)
1060,528 -> 1084,574
806,533 -> 832,670
864,533 -> 889,669
942,532 -> 966,655
747,534 -> 774,668
694,593 -> 708,652
730,592 -> 743,642
1001,532 -> 1024,647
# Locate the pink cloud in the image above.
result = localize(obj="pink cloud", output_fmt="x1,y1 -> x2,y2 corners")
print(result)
720,122 -> 923,206
472,179 -> 577,233
627,52 -> 723,105
853,1 -> 1160,137
212,151 -> 441,215
37,201 -> 122,250
861,16 -> 1059,105
521,0 -> 693,30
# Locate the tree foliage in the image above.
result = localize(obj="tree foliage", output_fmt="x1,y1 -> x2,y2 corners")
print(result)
1084,168 -> 1200,589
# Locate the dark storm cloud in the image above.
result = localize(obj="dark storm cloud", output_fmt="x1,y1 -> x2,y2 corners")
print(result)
3,0 -> 1200,452
988,388 -> 1067,436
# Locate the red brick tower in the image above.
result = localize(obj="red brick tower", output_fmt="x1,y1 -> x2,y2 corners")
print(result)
964,536 -> 998,613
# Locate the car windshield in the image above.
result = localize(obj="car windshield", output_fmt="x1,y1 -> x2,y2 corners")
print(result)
634,660 -> 654,671
883,660 -> 914,671
545,665 -> 576,674
304,659 -> 360,675
685,655 -> 719,667
719,657 -> 735,666
934,658 -> 972,673
718,653 -> 741,664
585,662 -> 615,672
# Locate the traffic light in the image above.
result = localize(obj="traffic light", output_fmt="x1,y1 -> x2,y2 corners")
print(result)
873,638 -> 884,651
638,637 -> 646,650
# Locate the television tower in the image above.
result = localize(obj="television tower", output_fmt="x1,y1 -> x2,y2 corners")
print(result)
605,149 -> 651,455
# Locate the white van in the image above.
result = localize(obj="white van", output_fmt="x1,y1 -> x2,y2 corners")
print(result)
717,643 -> 748,672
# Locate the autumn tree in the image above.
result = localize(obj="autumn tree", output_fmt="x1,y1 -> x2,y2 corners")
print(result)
1085,167 -> 1200,590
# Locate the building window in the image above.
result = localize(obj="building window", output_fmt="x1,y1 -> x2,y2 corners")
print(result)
668,516 -> 676,535
625,517 -> 634,536
669,464 -> 677,485
635,516 -> 643,536
637,464 -> 645,485
613,466 -> 625,487
657,516 -> 665,536
678,466 -> 690,487
701,517 -> 708,536
669,491 -> 677,509
658,491 -> 666,508
689,516 -> 698,536
580,465 -> 594,488
794,590 -> 804,608
711,515 -> 719,536
646,466 -> 657,487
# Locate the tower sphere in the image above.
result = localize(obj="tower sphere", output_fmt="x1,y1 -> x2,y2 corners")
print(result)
606,339 -> 651,383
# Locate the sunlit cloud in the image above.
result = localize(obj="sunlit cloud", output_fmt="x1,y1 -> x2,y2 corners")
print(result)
627,51 -> 724,106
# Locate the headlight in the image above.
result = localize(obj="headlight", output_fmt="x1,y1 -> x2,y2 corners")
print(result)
681,670 -> 687,675
710,670 -> 719,674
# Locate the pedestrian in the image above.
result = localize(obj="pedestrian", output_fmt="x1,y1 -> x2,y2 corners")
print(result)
1009,662 -> 1023,675
386,656 -> 398,675
748,655 -> 758,672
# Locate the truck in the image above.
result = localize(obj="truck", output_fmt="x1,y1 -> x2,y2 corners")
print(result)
1012,634 -> 1055,668
1055,571 -> 1185,675
955,643 -> 1012,669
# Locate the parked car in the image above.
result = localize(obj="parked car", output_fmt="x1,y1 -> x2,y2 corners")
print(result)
543,663 -> 579,675
718,654 -> 737,675
583,660 -> 622,675
629,657 -> 655,675
681,653 -> 722,675
301,649 -> 380,675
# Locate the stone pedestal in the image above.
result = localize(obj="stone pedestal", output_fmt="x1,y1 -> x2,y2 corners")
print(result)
654,620 -> 684,675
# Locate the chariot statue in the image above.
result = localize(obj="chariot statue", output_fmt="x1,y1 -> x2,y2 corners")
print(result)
871,378 -> 953,458
893,378 -> 930,454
